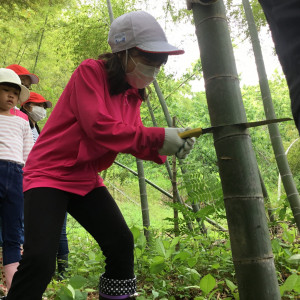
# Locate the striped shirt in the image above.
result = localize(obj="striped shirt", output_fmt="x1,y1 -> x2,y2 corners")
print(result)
0,115 -> 34,166
32,127 -> 39,143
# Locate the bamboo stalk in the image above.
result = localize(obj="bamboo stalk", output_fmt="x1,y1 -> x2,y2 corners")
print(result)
189,1 -> 280,298
146,97 -> 195,231
32,13 -> 48,73
136,158 -> 150,241
172,117 -> 180,246
152,81 -> 206,233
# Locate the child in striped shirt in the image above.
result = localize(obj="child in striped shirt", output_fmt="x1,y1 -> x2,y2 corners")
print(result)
0,68 -> 32,293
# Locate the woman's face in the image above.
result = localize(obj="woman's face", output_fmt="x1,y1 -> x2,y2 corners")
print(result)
126,53 -> 162,73
123,49 -> 167,73
24,102 -> 46,112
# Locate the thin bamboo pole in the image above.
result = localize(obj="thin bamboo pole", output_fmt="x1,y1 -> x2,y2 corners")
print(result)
114,161 -> 173,199
105,0 -> 151,238
114,160 -> 227,231
146,97 -> 194,232
153,81 -> 206,233
172,117 -> 180,244
136,158 -> 150,241
188,1 -> 280,298
32,13 -> 48,73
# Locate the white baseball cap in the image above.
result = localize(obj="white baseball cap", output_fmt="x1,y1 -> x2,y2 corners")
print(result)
108,11 -> 184,55
0,68 -> 30,103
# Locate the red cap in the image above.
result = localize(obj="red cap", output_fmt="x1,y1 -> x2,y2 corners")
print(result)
6,64 -> 39,84
22,92 -> 52,108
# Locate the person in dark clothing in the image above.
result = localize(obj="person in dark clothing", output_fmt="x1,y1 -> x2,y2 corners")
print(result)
20,92 -> 69,279
258,0 -> 300,134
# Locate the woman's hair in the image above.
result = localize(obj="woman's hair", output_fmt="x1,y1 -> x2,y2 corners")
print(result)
98,52 -> 131,96
98,48 -> 168,101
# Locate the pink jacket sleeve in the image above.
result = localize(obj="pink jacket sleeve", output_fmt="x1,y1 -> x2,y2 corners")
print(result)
69,60 -> 166,164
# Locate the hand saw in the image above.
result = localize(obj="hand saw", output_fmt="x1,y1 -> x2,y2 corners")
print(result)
178,118 -> 292,139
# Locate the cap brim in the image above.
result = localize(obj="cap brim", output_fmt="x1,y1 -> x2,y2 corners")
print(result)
27,74 -> 39,84
136,41 -> 184,55
19,86 -> 30,103
45,101 -> 52,108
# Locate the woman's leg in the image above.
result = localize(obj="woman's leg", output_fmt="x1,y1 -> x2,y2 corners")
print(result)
68,187 -> 136,298
7,188 -> 69,300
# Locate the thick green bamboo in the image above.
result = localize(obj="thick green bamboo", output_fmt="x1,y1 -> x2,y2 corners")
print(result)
242,0 -> 300,232
189,1 -> 280,299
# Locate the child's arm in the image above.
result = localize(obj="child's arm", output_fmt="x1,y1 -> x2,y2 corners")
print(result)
23,122 -> 34,164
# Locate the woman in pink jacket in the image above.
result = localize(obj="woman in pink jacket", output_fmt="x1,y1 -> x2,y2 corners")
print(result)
7,11 -> 195,300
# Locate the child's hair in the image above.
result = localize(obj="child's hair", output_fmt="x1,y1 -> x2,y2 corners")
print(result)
0,82 -> 21,92
98,47 -> 168,100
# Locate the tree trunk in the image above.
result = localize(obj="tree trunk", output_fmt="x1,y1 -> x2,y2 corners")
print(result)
189,1 -> 280,299
242,0 -> 300,233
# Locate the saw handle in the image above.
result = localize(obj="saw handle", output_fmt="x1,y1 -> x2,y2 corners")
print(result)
178,128 -> 203,139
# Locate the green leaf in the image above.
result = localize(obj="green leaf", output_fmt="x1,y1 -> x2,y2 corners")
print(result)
211,263 -> 220,269
280,274 -> 298,296
155,239 -> 166,257
173,251 -> 190,262
69,275 -> 87,289
278,207 -> 286,220
150,256 -> 166,274
74,290 -> 87,300
170,236 -> 181,248
288,254 -> 300,264
225,279 -> 238,292
137,233 -> 147,250
67,285 -> 75,298
57,286 -> 74,300
294,276 -> 300,293
271,239 -> 281,253
187,257 -> 197,268
134,247 -> 142,258
152,290 -> 159,299
77,268 -> 89,273
130,226 -> 141,242
88,251 -> 95,260
200,274 -> 216,295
